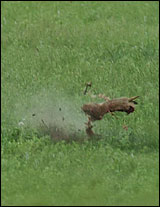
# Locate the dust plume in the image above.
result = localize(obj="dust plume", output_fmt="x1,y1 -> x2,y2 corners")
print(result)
15,88 -> 87,141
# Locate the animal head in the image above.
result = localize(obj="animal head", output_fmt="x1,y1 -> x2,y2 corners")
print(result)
126,96 -> 139,114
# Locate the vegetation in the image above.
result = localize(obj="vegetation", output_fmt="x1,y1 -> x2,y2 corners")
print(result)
1,1 -> 159,206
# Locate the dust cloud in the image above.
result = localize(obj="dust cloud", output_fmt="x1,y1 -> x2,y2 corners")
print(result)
15,87 -> 87,141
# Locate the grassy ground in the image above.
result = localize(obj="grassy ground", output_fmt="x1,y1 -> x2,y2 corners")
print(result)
1,1 -> 159,206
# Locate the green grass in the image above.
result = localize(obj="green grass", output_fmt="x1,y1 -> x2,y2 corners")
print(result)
1,1 -> 159,206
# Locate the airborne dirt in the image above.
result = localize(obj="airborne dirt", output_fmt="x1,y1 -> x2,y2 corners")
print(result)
15,88 -> 87,141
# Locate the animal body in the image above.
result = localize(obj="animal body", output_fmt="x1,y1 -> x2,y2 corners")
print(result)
82,95 -> 139,136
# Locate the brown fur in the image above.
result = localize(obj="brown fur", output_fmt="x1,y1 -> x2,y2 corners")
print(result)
82,95 -> 139,136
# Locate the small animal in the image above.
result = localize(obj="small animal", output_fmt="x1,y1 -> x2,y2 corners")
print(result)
82,95 -> 139,136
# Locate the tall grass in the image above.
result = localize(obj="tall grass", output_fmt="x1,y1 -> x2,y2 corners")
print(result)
1,1 -> 159,206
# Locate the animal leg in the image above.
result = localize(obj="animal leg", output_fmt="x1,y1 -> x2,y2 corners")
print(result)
85,116 -> 94,137
98,94 -> 110,102
108,110 -> 118,119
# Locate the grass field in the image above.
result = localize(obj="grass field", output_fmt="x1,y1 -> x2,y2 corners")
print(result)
1,1 -> 159,206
